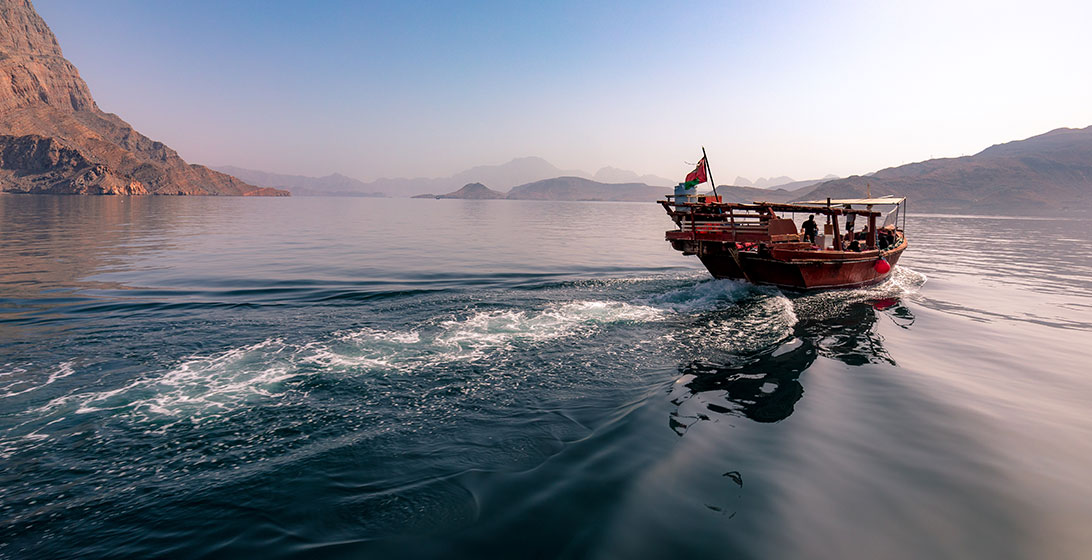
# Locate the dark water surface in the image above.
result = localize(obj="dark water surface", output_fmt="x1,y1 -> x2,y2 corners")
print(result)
2,195 -> 1091,559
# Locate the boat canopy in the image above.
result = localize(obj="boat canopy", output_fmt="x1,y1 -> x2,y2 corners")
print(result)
795,196 -> 906,206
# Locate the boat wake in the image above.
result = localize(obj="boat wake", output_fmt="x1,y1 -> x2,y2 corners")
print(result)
646,276 -> 764,312
1,298 -> 670,451
0,360 -> 76,399
0,268 -> 926,461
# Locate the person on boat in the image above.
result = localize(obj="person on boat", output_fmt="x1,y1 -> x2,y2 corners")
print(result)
801,215 -> 818,244
878,225 -> 896,249
843,205 -> 856,238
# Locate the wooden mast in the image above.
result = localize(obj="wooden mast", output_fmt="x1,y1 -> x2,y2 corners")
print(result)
702,146 -> 718,199
828,197 -> 842,250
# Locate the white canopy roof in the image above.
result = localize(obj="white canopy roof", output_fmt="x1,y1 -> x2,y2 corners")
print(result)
795,196 -> 906,206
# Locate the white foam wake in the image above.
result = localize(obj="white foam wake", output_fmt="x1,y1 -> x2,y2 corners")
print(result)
0,360 -> 76,399
14,300 -> 667,431
31,339 -> 296,423
647,278 -> 757,313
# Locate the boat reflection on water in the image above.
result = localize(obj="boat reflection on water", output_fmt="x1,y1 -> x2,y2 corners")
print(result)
669,296 -> 915,433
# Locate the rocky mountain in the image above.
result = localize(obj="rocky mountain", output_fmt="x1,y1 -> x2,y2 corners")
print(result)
434,182 -> 505,199
592,166 -> 673,186
712,183 -> 820,204
764,177 -> 829,194
506,177 -> 668,202
733,175 -> 837,191
756,176 -> 794,189
213,166 -> 384,197
798,127 -> 1092,215
0,0 -> 285,196
733,176 -> 798,189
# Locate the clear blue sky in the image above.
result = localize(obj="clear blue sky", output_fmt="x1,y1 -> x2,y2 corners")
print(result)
34,0 -> 1092,183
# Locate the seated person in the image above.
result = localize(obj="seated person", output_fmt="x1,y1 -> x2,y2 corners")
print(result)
878,225 -> 896,249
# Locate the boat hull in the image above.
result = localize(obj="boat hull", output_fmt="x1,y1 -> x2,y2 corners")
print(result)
692,240 -> 907,290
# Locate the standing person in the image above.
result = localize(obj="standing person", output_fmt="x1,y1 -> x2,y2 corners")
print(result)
801,215 -> 818,244
843,205 -> 856,238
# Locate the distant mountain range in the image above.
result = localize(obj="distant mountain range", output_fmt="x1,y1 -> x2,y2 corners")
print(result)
731,175 -> 839,190
508,177 -> 666,201
735,176 -> 792,188
798,126 -> 1092,215
212,166 -> 385,197
417,176 -> 824,204
217,125 -> 1092,214
402,126 -> 1092,215
217,157 -> 675,198
414,177 -> 667,202
591,166 -> 675,186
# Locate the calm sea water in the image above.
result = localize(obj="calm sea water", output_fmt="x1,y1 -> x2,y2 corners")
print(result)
2,195 -> 1091,559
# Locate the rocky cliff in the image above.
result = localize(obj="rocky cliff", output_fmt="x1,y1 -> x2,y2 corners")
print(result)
0,134 -> 146,194
0,0 -> 286,196
506,177 -> 668,202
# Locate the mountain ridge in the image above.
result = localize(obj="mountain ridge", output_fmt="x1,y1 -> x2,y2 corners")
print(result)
220,123 -> 1092,212
217,158 -> 675,197
798,125 -> 1092,214
0,0 -> 286,196
423,176 -> 820,204
213,165 -> 384,197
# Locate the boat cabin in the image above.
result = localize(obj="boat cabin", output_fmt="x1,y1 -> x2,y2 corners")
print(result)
660,195 -> 905,253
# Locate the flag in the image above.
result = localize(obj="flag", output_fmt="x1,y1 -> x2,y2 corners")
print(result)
683,157 -> 707,189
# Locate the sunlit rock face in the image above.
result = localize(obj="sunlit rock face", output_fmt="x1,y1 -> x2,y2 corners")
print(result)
0,134 -> 147,194
0,0 -> 287,196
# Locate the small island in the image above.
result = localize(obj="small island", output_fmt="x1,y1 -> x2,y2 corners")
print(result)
435,183 -> 506,199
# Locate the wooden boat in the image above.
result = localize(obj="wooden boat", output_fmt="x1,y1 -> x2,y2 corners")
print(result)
659,195 -> 908,290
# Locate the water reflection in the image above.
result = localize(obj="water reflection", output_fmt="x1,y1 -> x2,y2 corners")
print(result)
0,196 -> 177,336
670,297 -> 915,432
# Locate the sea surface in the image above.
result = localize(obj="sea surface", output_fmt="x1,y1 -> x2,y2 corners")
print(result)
1,195 -> 1091,559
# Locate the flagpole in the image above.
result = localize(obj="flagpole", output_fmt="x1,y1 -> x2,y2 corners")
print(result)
702,146 -> 718,198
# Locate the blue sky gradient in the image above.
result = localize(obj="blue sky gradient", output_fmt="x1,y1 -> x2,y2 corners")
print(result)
33,0 -> 1092,184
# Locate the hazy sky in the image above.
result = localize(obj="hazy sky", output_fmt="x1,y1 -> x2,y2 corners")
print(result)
34,0 -> 1092,184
